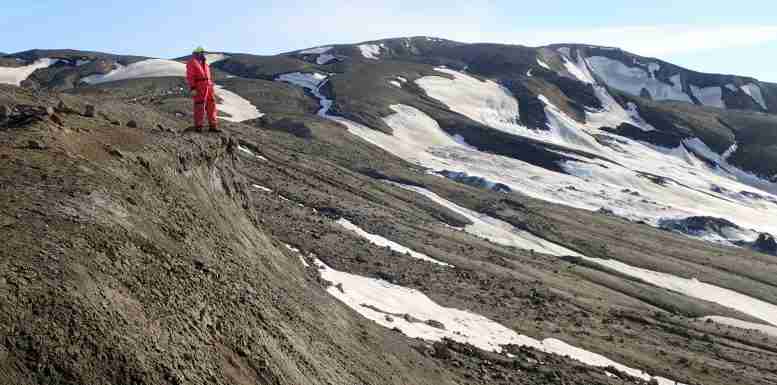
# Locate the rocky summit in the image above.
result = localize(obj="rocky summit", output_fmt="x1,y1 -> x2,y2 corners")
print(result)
2,37 -> 777,385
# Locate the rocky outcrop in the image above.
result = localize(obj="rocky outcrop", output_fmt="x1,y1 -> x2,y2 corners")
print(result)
754,233 -> 777,255
437,170 -> 511,193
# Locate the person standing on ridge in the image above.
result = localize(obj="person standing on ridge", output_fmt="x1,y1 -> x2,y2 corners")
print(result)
186,46 -> 220,132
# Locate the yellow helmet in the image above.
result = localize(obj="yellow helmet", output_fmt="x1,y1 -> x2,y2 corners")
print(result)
193,46 -> 205,54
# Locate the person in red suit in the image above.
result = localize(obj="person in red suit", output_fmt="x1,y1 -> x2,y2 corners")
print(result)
186,46 -> 220,132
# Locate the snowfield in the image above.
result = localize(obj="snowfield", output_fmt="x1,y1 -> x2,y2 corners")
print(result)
416,68 -> 522,135
0,58 -> 59,86
586,56 -> 693,103
205,53 -> 228,64
339,98 -> 777,328
274,68 -> 774,380
316,259 -> 683,385
359,44 -> 383,60
388,183 -> 777,327
214,85 -> 263,122
560,51 -> 596,84
537,57 -> 551,70
590,258 -> 777,326
337,218 -> 451,266
411,68 -> 777,240
81,59 -> 185,84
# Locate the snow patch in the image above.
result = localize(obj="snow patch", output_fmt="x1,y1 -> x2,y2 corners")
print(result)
741,83 -> 767,110
276,72 -> 331,116
587,56 -> 693,103
0,58 -> 58,86
597,258 -> 777,326
560,51 -> 596,84
317,259 -> 682,385
359,44 -> 383,60
316,54 -> 336,65
214,85 -> 263,122
415,68 -> 521,135
238,145 -> 267,161
205,53 -> 228,64
252,184 -> 273,193
537,58 -> 551,70
81,59 -> 186,84
337,218 -> 451,266
277,72 -> 327,90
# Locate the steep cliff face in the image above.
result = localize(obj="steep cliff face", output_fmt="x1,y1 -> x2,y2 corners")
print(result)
0,92 -> 461,385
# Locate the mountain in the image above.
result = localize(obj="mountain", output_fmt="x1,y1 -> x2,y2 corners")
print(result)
2,37 -> 777,385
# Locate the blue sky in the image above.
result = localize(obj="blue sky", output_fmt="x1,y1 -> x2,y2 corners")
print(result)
3,1 -> 777,81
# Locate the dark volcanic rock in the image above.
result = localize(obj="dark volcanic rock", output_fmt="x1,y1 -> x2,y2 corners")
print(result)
84,104 -> 96,117
601,123 -> 686,148
659,216 -> 741,236
0,104 -> 9,126
754,233 -> 777,255
437,170 -> 511,193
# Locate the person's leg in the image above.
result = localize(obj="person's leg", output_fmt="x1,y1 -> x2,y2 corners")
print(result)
207,86 -> 219,129
192,84 -> 208,129
193,100 -> 205,129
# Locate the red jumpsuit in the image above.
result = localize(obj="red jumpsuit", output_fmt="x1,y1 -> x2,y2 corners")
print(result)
186,56 -> 218,128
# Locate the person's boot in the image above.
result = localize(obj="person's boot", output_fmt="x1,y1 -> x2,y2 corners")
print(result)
208,124 -> 222,133
185,125 -> 204,133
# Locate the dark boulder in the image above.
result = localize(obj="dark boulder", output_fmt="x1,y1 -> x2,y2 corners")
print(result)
754,233 -> 777,255
659,216 -> 741,236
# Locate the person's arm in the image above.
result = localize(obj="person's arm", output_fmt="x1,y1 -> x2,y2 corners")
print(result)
186,60 -> 199,97
185,60 -> 196,91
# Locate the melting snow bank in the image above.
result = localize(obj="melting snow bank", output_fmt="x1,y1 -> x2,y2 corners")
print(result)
337,219 -> 452,266
391,183 -> 581,257
316,259 -> 683,385
415,68 -> 522,135
591,258 -> 777,326
214,85 -> 263,122
700,316 -> 777,338
276,72 -> 332,116
0,58 -> 59,86
237,145 -> 268,161
586,56 -> 692,103
81,59 -> 185,84
359,44 -> 384,60
411,68 -> 777,237
391,183 -> 777,327
251,184 -> 273,193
